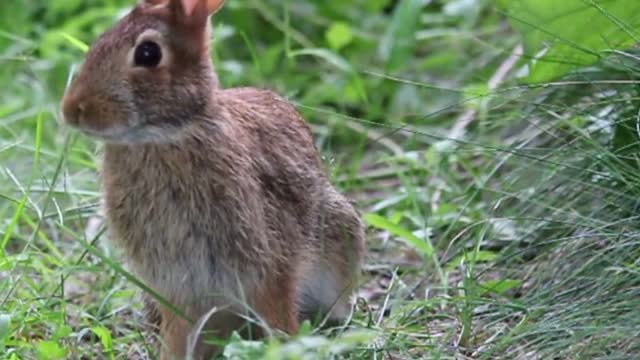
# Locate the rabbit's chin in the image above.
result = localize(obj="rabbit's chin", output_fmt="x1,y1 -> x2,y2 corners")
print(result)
78,122 -> 191,145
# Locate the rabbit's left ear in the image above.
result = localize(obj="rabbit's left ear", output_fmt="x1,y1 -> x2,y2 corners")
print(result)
141,0 -> 167,6
178,0 -> 225,17
206,0 -> 225,15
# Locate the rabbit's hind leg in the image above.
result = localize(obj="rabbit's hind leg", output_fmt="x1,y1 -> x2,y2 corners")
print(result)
253,271 -> 300,336
158,308 -> 191,360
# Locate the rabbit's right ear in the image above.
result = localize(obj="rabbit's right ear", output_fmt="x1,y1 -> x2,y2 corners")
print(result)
142,0 -> 166,5
141,0 -> 224,17
176,0 -> 224,17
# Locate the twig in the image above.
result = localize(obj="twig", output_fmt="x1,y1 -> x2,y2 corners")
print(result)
448,44 -> 524,140
344,121 -> 404,156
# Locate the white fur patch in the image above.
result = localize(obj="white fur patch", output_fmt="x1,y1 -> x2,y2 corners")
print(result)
299,264 -> 350,320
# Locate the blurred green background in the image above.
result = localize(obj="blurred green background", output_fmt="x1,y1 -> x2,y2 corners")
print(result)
2,0 -> 640,359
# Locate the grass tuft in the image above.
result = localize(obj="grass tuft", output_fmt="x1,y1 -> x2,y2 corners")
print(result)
1,0 -> 640,359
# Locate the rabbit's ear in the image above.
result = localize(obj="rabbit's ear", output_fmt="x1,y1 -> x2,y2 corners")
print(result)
141,0 -> 166,5
206,0 -> 225,15
174,0 -> 224,18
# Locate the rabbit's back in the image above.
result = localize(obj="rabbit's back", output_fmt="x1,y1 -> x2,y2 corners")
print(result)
217,88 -> 365,320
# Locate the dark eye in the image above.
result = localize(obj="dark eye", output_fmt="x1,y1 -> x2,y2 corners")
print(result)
134,41 -> 162,68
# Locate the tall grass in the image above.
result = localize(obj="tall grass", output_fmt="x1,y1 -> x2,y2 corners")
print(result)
1,0 -> 639,359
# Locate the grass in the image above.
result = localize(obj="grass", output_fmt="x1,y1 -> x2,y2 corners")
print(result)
2,0 -> 640,359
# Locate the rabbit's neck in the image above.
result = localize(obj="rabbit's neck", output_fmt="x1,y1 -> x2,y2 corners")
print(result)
100,118 -> 243,208
102,138 -> 227,179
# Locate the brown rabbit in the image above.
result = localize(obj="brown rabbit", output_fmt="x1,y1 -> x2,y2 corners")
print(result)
60,0 -> 365,359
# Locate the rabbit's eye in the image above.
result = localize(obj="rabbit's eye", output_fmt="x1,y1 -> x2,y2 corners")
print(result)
134,41 -> 162,68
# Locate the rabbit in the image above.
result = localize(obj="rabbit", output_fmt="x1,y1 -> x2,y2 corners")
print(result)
60,0 -> 365,359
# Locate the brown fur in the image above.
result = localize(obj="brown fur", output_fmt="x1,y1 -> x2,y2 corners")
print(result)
60,0 -> 365,359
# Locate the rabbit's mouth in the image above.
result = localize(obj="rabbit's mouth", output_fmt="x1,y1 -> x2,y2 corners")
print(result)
77,121 -> 192,145
65,110 -> 160,144
73,121 -> 145,143
79,126 -> 131,141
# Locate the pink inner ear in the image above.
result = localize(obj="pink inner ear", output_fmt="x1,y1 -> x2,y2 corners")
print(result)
206,0 -> 225,14
180,0 -> 199,17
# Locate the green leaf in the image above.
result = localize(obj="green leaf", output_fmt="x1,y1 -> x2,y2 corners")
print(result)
364,213 -> 433,256
59,32 -> 89,53
36,341 -> 68,360
378,0 -> 423,71
326,22 -> 354,51
479,279 -> 522,295
447,250 -> 498,270
0,314 -> 10,340
462,83 -> 490,110
52,325 -> 72,340
91,326 -> 114,357
288,48 -> 353,73
500,0 -> 640,83
0,313 -> 10,351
